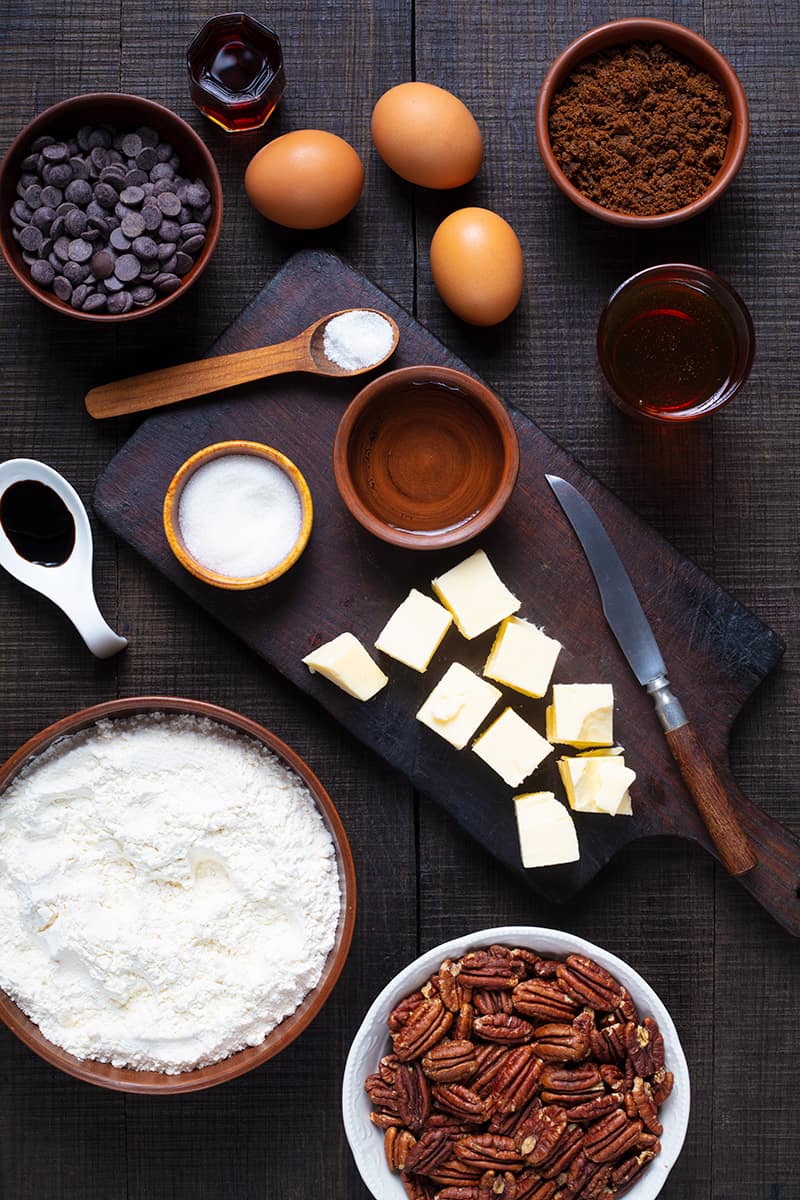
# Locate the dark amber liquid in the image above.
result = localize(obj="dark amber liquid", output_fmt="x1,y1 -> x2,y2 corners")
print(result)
1,480 -> 75,566
600,278 -> 740,416
188,15 -> 285,132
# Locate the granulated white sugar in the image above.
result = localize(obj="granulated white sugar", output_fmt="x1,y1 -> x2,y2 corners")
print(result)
322,309 -> 395,371
178,453 -> 303,578
0,713 -> 341,1073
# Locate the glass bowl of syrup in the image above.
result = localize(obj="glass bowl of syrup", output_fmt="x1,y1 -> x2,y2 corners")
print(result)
187,13 -> 286,133
597,264 -> 755,422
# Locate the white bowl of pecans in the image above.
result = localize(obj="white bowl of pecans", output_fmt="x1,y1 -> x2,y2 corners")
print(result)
343,927 -> 690,1200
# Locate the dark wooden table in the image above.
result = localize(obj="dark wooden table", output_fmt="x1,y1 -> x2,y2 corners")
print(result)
1,2 -> 797,1197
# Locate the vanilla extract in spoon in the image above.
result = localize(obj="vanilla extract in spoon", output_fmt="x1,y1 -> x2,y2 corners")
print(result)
0,480 -> 75,566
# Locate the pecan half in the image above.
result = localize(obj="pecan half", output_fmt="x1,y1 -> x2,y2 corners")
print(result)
390,991 -> 426,1032
623,1018 -> 664,1077
540,1063 -> 602,1104
512,979 -> 578,1023
651,1067 -> 674,1106
510,947 -> 542,977
515,1173 -> 557,1200
630,1077 -> 663,1135
532,1022 -> 589,1063
533,960 -> 561,979
370,1109 -> 403,1129
566,1092 -> 624,1123
479,1169 -> 518,1199
365,1071 -> 400,1114
456,1001 -> 475,1041
396,1061 -> 431,1133
423,1040 -> 479,1084
563,1150 -> 607,1197
537,1125 -> 584,1179
385,1126 -> 416,1172
489,1046 -> 543,1115
556,956 -> 626,1013
454,1133 -> 524,1174
589,1023 -> 626,1065
489,1096 -> 540,1138
599,1064 -> 626,1093
393,997 -> 454,1061
429,1158 -> 484,1186
433,1084 -> 490,1124
458,950 -> 520,991
435,959 -> 467,1012
401,1171 -> 436,1200
514,1103 -> 567,1166
611,1150 -> 656,1195
475,989 -> 514,1016
435,1187 -> 481,1200
473,1045 -> 515,1095
404,1127 -> 454,1177
583,1112 -> 642,1164
475,1014 -> 535,1045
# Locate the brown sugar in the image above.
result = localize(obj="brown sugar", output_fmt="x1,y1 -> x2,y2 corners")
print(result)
548,42 -> 732,216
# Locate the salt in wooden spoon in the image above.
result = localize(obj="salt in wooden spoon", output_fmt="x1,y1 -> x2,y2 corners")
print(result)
84,308 -> 400,419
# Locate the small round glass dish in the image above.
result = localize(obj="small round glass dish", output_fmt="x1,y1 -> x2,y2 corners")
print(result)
163,440 -> 313,589
597,263 -> 755,422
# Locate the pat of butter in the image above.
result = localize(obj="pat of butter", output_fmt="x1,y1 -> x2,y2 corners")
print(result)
302,632 -> 388,701
432,549 -> 520,640
545,683 -> 614,747
558,754 -> 635,815
417,662 -> 502,750
513,791 -> 580,869
484,617 -> 562,698
472,708 -> 552,787
375,588 -> 452,672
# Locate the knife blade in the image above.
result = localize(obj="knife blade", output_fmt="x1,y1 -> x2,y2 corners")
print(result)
545,473 -> 758,876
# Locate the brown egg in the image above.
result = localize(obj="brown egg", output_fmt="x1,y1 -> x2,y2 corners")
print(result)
371,82 -> 483,189
245,130 -> 364,229
430,208 -> 524,326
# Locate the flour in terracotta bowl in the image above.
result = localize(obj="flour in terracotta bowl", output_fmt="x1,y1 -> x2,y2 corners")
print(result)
0,713 -> 341,1074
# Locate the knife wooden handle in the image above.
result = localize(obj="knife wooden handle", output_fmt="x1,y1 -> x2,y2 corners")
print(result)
665,722 -> 758,875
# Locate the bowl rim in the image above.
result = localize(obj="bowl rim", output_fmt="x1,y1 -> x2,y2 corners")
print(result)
163,440 -> 314,589
535,17 -> 750,228
0,91 -> 223,322
342,925 -> 691,1200
0,695 -> 356,1093
332,364 -> 521,550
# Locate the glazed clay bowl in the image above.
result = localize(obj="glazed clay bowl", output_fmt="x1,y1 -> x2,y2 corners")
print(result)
332,365 -> 520,550
535,18 -> 749,228
0,92 -> 223,321
0,697 -> 356,1093
343,926 -> 691,1200
163,440 -> 314,590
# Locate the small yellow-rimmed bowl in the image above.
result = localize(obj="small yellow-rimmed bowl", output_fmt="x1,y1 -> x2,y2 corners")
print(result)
163,440 -> 313,590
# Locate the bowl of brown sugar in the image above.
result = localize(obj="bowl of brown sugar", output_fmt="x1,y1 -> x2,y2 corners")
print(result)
535,18 -> 749,227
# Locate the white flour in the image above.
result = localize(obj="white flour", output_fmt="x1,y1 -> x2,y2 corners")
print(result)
0,714 -> 341,1074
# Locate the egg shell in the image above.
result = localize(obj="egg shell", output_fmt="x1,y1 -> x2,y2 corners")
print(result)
430,207 -> 524,326
244,130 -> 364,229
371,82 -> 483,189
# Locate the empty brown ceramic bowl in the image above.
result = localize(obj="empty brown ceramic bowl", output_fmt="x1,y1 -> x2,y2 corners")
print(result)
0,697 -> 356,1093
0,92 -> 223,321
333,365 -> 520,550
535,18 -> 749,228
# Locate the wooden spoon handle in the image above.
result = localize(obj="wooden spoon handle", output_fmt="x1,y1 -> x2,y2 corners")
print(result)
665,721 -> 758,875
85,336 -> 308,418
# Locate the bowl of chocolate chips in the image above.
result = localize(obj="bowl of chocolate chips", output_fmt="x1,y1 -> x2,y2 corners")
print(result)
0,92 -> 222,320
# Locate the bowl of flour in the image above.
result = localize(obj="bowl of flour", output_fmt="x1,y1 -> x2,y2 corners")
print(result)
0,697 -> 356,1092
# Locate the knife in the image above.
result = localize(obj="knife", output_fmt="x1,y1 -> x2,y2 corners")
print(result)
545,473 -> 758,876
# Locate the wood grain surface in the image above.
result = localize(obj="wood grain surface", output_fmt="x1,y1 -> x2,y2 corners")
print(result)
0,2 -> 798,1199
93,248 -> 800,937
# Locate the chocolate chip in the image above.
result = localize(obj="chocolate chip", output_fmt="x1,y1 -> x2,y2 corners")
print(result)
95,181 -> 119,210
120,211 -> 145,239
91,249 -> 116,279
44,163 -> 73,188
42,142 -> 69,163
180,234 -> 205,256
90,146 -> 110,170
64,209 -> 88,237
70,283 -> 90,308
69,156 -> 90,180
32,206 -> 55,231
53,275 -> 72,301
99,166 -> 126,191
87,128 -> 111,149
31,260 -> 55,286
53,236 -> 71,262
121,133 -> 142,158
141,205 -> 162,232
40,185 -> 63,208
68,237 -> 93,263
82,292 -> 107,312
135,147 -> 158,173
185,182 -> 210,208
109,227 -> 131,251
31,135 -> 55,151
150,162 -> 174,182
87,214 -> 109,237
180,222 -> 206,240
154,272 -> 180,294
131,235 -> 158,260
125,168 -> 149,188
156,241 -> 177,261
65,178 -> 92,206
103,275 -> 124,293
120,185 -> 145,207
157,192 -> 181,217
114,253 -> 141,282
106,290 -> 133,314
63,260 -> 90,284
131,284 -> 156,305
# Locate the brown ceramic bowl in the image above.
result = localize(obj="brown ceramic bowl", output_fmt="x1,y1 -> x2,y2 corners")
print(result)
333,365 -> 520,550
0,697 -> 356,1093
163,440 -> 314,589
535,18 -> 749,228
0,92 -> 223,321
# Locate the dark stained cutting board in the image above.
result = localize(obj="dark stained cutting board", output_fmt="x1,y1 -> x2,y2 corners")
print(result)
95,250 -> 800,937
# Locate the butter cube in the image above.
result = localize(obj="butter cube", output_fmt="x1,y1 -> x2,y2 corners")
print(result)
302,632 -> 388,701
513,792 -> 580,869
484,617 -> 562,698
417,662 -> 502,750
558,755 -> 635,816
472,708 -> 553,787
375,588 -> 452,672
432,549 -> 520,640
546,684 -> 614,747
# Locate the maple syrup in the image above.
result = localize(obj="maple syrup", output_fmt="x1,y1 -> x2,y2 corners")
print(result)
0,480 -> 75,566
187,14 -> 286,133
597,265 -> 755,422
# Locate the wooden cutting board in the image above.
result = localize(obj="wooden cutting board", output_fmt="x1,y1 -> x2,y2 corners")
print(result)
94,250 -> 800,937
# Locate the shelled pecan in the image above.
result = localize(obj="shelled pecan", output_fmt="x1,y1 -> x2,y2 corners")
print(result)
364,946 -> 674,1198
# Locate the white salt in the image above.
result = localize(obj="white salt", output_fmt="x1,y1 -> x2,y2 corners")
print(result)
322,309 -> 395,371
178,454 -> 303,579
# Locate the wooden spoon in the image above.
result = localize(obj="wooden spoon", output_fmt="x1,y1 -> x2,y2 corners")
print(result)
84,308 -> 400,419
